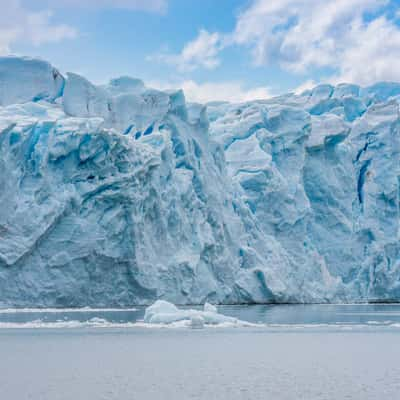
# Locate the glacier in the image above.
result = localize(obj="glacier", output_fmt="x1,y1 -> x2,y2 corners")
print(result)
0,56 -> 399,307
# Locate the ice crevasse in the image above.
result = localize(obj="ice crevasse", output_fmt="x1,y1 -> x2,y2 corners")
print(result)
0,56 -> 400,307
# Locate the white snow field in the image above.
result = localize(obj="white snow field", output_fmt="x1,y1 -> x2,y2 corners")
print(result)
1,56 -> 400,306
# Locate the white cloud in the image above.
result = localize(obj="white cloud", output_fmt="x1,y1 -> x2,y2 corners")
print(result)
26,11 -> 77,46
335,16 -> 400,85
231,0 -> 400,85
150,29 -> 224,71
0,0 -> 77,55
151,0 -> 400,85
1,0 -> 166,56
0,28 -> 19,55
233,0 -> 383,69
32,0 -> 168,13
149,79 -> 272,103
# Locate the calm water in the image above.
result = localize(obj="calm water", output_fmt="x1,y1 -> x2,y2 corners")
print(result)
1,305 -> 400,400
0,303 -> 400,328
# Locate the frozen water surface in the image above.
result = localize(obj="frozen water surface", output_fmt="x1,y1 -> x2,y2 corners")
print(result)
1,305 -> 400,399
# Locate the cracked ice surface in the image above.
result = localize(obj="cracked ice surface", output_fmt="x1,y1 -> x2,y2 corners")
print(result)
0,56 -> 400,307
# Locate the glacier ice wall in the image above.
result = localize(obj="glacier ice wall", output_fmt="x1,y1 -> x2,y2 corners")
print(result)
209,84 -> 400,303
0,56 -> 399,306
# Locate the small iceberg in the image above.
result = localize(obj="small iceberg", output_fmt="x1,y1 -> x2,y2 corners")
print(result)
143,300 -> 256,328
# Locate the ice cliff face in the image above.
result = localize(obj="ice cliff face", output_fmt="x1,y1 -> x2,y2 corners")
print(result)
209,84 -> 400,303
0,56 -> 399,306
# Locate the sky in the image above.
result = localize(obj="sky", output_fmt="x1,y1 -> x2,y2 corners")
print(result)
2,0 -> 400,102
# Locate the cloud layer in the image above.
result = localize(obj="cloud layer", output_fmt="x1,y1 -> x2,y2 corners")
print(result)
0,0 -> 168,56
232,0 -> 400,85
150,30 -> 223,72
0,1 -> 77,55
149,79 -> 272,103
156,0 -> 400,86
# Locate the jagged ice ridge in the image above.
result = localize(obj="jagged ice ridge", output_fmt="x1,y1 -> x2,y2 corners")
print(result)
0,56 -> 400,307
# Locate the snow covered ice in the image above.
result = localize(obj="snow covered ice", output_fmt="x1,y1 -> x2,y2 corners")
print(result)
143,300 -> 249,327
1,56 -> 400,307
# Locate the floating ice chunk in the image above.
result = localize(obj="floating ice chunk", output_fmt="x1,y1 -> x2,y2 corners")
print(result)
143,300 -> 179,323
190,315 -> 205,329
204,302 -> 217,313
0,307 -> 137,314
143,301 -> 248,327
201,311 -> 238,325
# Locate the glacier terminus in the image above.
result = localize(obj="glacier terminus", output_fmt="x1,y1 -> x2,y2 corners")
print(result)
0,56 -> 400,307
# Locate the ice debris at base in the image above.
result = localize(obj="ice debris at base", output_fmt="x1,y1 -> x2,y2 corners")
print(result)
1,56 -> 400,307
1,320 -> 400,330
204,302 -> 218,313
0,307 -> 137,314
144,300 -> 253,328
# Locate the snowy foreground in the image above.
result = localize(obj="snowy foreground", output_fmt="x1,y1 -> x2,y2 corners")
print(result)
1,56 -> 400,306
